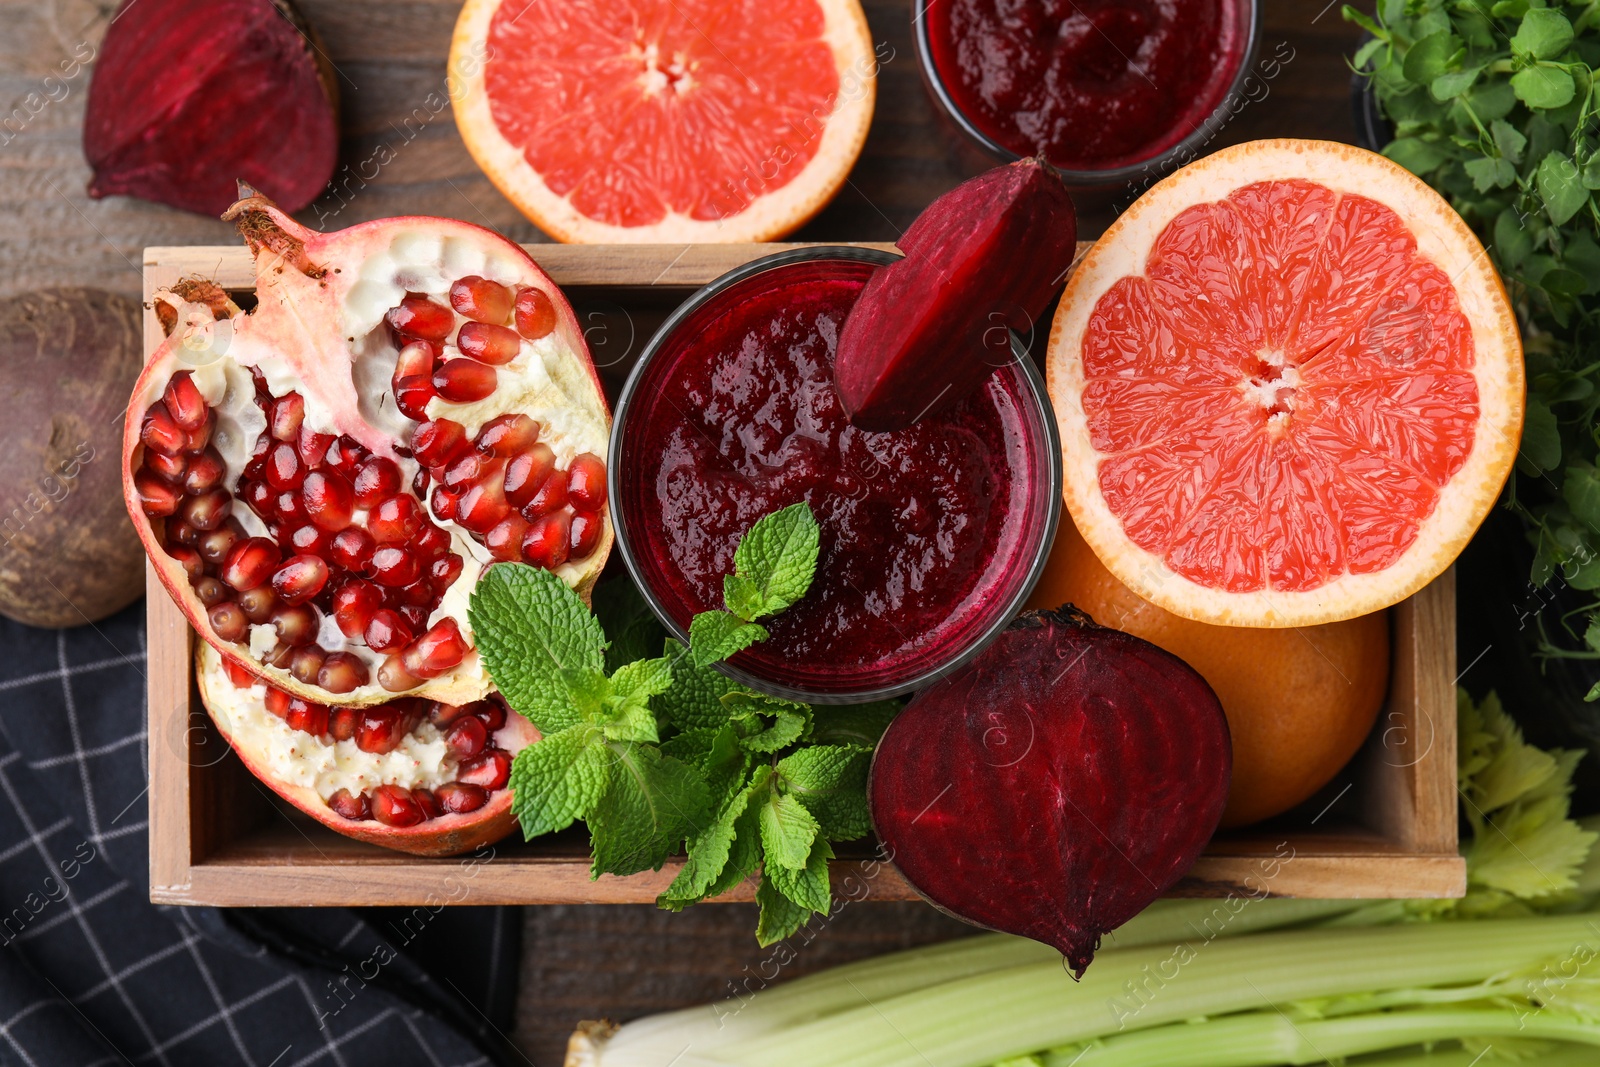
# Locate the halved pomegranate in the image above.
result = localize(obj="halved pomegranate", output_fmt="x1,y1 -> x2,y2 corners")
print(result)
125,189 -> 612,707
196,645 -> 537,855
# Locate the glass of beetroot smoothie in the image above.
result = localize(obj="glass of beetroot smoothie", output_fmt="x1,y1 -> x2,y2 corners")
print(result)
610,247 -> 1060,704
914,0 -> 1260,184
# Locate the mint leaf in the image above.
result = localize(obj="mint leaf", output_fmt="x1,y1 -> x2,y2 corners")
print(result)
509,725 -> 608,838
1512,7 -> 1573,60
657,639 -> 737,730
689,610 -> 767,666
561,667 -> 609,722
807,701 -> 901,747
603,698 -> 659,744
766,834 -> 833,914
759,790 -> 819,870
658,766 -> 769,909
588,742 -> 709,877
726,502 -> 819,620
756,872 -> 812,946
779,745 -> 873,840
469,564 -> 604,734
591,576 -> 667,673
707,797 -> 764,899
725,691 -> 811,753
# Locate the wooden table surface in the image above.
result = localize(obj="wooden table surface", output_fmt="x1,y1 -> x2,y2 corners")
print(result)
0,1 -> 1369,1062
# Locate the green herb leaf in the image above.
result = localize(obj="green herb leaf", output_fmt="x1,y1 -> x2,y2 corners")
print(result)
1490,119 -> 1527,165
807,701 -> 903,748
779,745 -> 874,840
657,766 -> 771,909
509,725 -> 608,838
587,742 -> 709,877
656,639 -> 738,730
755,871 -> 812,946
592,575 -> 668,673
1511,7 -> 1574,60
1518,398 -> 1562,474
1563,466 -> 1600,532
759,790 -> 820,871
1511,64 -> 1575,109
1402,30 -> 1458,83
689,610 -> 767,666
765,834 -> 834,914
706,791 -> 765,899
1464,155 -> 1517,192
1535,151 -> 1589,225
724,691 -> 812,753
1431,66 -> 1481,100
469,564 -> 604,734
1383,136 -> 1451,174
726,502 -> 820,620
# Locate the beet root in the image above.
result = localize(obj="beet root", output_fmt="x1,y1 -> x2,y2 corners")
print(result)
834,158 -> 1077,431
83,0 -> 338,217
869,607 -> 1231,976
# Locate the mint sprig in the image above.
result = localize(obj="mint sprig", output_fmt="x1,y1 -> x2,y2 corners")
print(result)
471,501 -> 896,944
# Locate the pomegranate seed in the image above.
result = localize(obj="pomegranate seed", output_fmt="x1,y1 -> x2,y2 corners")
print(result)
394,339 -> 439,380
411,419 -> 469,468
370,784 -> 425,827
269,394 -> 305,441
209,601 -> 248,642
272,555 -> 329,605
433,360 -> 497,403
446,716 -> 487,760
168,519 -> 201,546
285,698 -> 330,736
267,642 -> 297,670
243,434 -> 270,480
413,467 -> 431,497
430,486 -> 460,521
450,275 -> 513,324
183,412 -> 214,453
146,449 -> 187,483
333,579 -> 383,638
484,515 -> 529,562
393,375 -> 436,420
193,576 -> 227,607
430,553 -> 464,591
265,441 -> 303,490
302,471 -> 355,531
327,436 -> 366,476
456,480 -> 510,533
387,294 -> 454,342
504,445 -> 557,508
369,495 -> 423,543
570,510 -> 604,560
402,618 -> 467,679
519,469 -> 568,520
166,544 -> 204,582
436,782 -> 488,814
198,522 -> 243,564
414,524 -> 450,560
265,687 -> 292,718
134,471 -> 181,516
242,480 -> 274,518
222,658 -> 257,687
475,414 -> 539,457
182,448 -> 226,495
476,698 -> 507,732
179,488 -> 232,531
330,528 -> 376,575
287,524 -> 332,558
289,645 -> 326,684
523,512 -> 571,569
412,788 -> 444,819
443,451 -> 497,492
399,581 -> 434,607
351,458 -> 401,507
221,538 -> 281,591
271,603 -> 320,645
330,707 -> 359,742
298,427 -> 335,469
372,546 -> 422,587
514,286 -> 557,340
141,402 -> 186,455
318,652 -> 369,693
327,788 -> 369,821
163,372 -> 209,430
378,653 -> 421,693
364,609 -> 414,654
429,702 -> 470,728
356,707 -> 405,753
457,749 -> 511,791
567,453 -> 608,510
456,322 -> 521,365
275,490 -> 308,526
239,585 -> 278,622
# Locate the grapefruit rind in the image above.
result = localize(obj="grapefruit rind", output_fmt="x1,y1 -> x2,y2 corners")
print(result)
1047,140 -> 1523,627
447,0 -> 877,244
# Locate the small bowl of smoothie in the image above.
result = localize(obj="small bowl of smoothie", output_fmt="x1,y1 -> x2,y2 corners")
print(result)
914,0 -> 1260,184
610,247 -> 1061,704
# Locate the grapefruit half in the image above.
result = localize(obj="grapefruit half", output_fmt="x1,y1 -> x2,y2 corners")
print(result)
1048,140 -> 1523,627
449,0 -> 876,243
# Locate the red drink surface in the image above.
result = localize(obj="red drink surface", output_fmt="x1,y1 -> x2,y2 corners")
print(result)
927,0 -> 1247,171
616,258 -> 1044,695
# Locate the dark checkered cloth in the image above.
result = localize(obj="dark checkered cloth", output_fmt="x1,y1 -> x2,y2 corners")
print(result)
0,602 -> 523,1066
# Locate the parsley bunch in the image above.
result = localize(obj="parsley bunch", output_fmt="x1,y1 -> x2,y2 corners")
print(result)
467,503 -> 898,943
1347,1 -> 1600,658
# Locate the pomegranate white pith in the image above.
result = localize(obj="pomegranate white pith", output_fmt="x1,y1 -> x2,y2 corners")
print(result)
125,193 -> 612,707
197,644 -> 538,856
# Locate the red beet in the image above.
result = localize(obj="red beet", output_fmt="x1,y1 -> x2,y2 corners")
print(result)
869,608 -> 1230,977
834,158 -> 1077,431
83,0 -> 338,217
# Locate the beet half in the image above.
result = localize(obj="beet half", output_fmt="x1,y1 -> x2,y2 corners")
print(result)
869,608 -> 1231,977
833,158 -> 1077,431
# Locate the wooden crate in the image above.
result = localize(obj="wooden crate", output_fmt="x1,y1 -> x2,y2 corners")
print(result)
144,243 -> 1466,907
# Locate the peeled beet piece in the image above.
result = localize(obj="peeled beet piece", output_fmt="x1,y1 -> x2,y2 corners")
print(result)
834,158 -> 1077,431
83,0 -> 339,217
869,608 -> 1231,977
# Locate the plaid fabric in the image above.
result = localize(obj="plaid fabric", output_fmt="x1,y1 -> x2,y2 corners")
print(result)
0,602 -> 523,1067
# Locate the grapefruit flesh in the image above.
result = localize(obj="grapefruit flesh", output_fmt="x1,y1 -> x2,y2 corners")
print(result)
450,0 -> 875,242
1050,141 -> 1522,627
